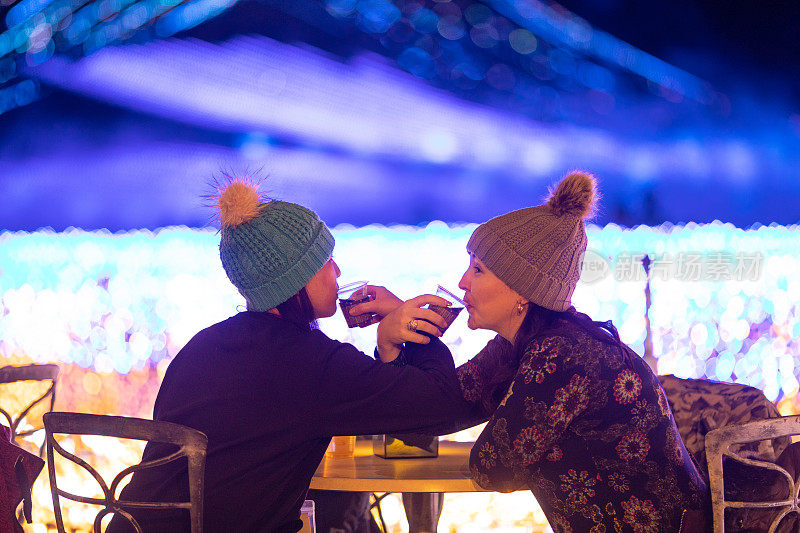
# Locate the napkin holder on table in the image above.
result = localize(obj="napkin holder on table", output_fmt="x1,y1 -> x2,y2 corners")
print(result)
373,433 -> 439,458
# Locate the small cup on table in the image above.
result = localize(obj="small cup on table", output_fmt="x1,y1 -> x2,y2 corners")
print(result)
338,281 -> 379,328
327,435 -> 356,458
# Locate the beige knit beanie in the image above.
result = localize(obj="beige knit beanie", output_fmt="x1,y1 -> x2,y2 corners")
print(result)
466,171 -> 597,312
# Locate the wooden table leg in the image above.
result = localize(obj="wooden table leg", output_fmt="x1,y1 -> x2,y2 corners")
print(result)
401,492 -> 444,533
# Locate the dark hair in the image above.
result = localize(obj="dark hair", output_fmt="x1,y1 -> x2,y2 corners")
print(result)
275,287 -> 319,330
481,303 -> 625,414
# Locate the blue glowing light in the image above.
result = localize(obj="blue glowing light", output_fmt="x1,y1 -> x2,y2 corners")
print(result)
6,0 -> 58,28
409,7 -> 438,34
355,0 -> 400,34
486,0 -> 713,104
397,46 -> 436,79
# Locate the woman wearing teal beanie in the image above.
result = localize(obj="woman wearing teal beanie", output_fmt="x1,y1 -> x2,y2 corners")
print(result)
107,177 -> 471,533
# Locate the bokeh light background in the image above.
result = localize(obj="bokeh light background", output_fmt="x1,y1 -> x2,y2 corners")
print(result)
2,0 -> 800,530
2,222 -> 799,531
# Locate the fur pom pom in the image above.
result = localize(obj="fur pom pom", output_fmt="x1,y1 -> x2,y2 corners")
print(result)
546,171 -> 597,219
216,178 -> 263,228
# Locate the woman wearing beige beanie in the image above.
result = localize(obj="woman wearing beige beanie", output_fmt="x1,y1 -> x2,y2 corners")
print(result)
367,172 -> 711,532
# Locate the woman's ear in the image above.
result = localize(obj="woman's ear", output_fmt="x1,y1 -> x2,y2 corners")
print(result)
515,300 -> 529,315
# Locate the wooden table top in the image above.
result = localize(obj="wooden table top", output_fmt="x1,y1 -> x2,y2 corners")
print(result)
310,440 -> 485,493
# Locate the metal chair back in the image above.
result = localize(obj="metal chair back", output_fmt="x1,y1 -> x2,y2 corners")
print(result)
44,412 -> 208,533
706,414 -> 800,532
0,364 -> 59,445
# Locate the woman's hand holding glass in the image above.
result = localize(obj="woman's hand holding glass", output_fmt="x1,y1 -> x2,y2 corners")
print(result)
376,294 -> 451,363
347,285 -> 403,320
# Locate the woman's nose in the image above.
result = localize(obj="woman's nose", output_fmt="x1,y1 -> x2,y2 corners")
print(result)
458,270 -> 469,291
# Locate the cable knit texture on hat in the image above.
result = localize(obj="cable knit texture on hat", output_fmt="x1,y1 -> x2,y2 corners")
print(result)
215,179 -> 334,312
466,171 -> 597,312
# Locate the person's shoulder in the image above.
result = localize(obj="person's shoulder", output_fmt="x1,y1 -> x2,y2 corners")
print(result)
521,331 -> 573,360
290,327 -> 373,363
306,327 -> 349,351
175,314 -> 240,351
552,310 -> 623,353
181,312 -> 325,358
194,310 -> 277,334
523,310 -> 581,349
230,311 -> 323,339
485,333 -> 513,352
519,310 -> 612,364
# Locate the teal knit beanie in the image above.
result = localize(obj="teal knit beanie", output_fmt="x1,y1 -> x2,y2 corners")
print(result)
216,180 -> 335,312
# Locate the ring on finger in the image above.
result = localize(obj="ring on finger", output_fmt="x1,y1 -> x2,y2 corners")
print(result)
407,319 -> 419,332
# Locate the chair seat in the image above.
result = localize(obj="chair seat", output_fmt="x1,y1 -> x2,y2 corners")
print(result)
706,414 -> 800,532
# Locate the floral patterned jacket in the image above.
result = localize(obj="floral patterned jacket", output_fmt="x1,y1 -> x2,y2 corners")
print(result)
457,312 -> 710,533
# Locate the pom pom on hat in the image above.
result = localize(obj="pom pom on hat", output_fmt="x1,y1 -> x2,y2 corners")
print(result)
546,171 -> 597,219
216,178 -> 263,229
